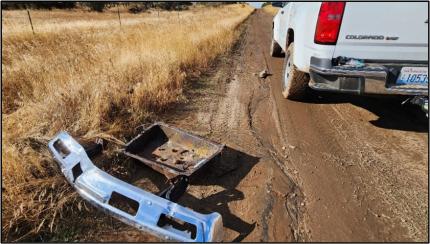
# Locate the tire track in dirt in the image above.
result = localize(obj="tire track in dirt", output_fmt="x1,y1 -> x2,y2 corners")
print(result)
179,12 -> 306,241
239,13 -> 306,241
321,101 -> 429,239
255,9 -> 428,242
246,79 -> 305,241
162,15 -> 300,241
184,9 -> 428,242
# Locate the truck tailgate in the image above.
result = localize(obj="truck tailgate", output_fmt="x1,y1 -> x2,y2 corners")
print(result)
333,2 -> 428,61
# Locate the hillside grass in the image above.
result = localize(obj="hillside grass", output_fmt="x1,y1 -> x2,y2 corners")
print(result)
262,5 -> 280,16
1,4 -> 253,241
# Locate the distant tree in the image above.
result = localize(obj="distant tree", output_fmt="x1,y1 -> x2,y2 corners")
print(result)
2,1 -> 76,10
128,2 -> 153,14
1,2 -> 24,9
153,2 -> 192,11
82,2 -> 107,12
1,1 -> 231,12
196,2 -> 238,7
271,2 -> 285,8
261,2 -> 271,7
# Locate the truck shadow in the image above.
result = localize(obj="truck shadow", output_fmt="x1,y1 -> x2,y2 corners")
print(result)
108,146 -> 259,242
183,146 -> 260,242
301,89 -> 428,133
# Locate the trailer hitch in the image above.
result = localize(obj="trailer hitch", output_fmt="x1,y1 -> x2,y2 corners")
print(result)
403,96 -> 429,117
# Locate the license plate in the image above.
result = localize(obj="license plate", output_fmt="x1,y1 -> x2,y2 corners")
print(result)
396,67 -> 428,85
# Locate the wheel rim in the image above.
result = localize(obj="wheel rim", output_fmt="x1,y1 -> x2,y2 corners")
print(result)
283,52 -> 292,90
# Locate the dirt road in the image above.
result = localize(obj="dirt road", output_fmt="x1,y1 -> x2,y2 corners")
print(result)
83,10 -> 428,242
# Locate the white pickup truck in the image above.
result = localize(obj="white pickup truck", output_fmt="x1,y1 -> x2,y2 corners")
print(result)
271,2 -> 428,114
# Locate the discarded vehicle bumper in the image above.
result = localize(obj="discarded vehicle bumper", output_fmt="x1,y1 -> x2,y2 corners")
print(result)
48,132 -> 223,242
309,57 -> 428,96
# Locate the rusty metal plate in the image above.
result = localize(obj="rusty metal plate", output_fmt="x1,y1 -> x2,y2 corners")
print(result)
124,122 -> 224,179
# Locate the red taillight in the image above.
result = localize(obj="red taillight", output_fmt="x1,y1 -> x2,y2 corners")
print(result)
314,2 -> 345,45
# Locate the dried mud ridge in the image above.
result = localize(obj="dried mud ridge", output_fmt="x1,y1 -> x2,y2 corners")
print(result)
245,13 -> 308,241
246,73 -> 304,241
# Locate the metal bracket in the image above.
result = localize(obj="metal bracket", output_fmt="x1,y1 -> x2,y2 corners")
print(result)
159,175 -> 189,202
84,138 -> 106,159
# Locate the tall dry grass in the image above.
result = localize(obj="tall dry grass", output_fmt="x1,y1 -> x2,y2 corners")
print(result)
1,4 -> 253,241
262,5 -> 280,16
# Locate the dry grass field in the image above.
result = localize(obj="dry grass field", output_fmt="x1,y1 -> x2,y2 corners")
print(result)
262,5 -> 280,16
1,4 -> 253,241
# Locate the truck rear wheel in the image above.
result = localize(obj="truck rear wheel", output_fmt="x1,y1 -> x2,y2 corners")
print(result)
270,32 -> 283,57
281,43 -> 309,99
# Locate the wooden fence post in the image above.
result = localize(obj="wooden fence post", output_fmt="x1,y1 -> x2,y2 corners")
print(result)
26,9 -> 35,35
117,6 -> 122,29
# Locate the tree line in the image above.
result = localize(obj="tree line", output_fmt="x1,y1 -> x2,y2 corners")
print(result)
1,2 -> 238,12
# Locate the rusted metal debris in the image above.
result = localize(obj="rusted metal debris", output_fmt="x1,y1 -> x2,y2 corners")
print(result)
124,122 -> 224,179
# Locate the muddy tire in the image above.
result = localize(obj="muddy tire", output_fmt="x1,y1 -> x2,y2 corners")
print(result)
281,43 -> 309,100
270,33 -> 283,57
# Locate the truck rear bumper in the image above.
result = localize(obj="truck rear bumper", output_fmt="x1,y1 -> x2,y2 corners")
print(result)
309,57 -> 428,96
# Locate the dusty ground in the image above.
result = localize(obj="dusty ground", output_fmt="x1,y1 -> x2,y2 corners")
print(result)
58,10 -> 428,242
